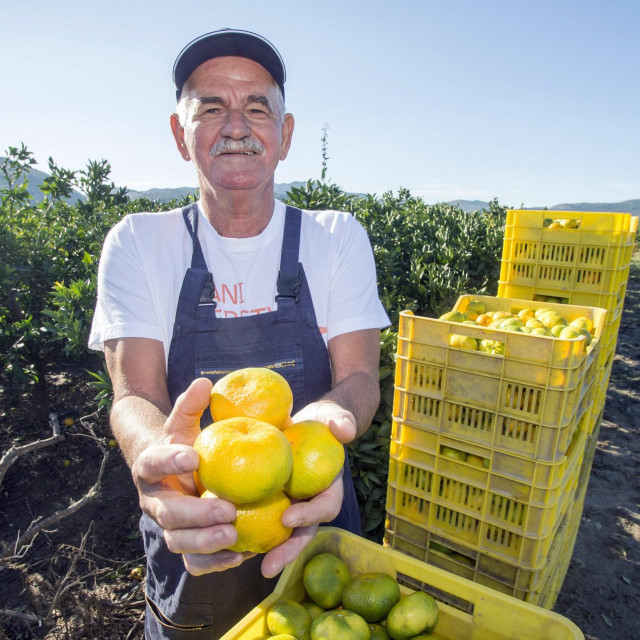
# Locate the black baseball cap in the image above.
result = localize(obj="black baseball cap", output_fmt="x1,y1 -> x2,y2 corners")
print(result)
173,28 -> 286,101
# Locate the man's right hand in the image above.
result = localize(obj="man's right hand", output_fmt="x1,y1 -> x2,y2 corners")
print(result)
131,378 -> 252,575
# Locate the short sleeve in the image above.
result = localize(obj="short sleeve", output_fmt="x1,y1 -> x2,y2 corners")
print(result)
327,214 -> 390,340
88,218 -> 164,351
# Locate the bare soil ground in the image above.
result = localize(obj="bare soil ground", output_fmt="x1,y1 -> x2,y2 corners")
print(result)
0,254 -> 638,640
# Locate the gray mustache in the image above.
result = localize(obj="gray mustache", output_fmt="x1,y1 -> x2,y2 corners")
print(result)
210,138 -> 266,156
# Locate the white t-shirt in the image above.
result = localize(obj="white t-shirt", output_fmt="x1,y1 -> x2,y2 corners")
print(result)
89,199 -> 390,368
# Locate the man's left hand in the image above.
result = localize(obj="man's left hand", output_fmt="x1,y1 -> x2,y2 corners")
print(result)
259,399 -> 356,578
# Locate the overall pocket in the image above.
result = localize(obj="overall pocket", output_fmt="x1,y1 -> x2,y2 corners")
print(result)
145,591 -> 215,639
195,337 -> 306,410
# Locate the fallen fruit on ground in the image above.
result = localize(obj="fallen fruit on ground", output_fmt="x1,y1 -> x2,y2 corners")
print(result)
193,417 -> 292,504
303,552 -> 352,609
210,367 -> 293,429
283,420 -> 345,499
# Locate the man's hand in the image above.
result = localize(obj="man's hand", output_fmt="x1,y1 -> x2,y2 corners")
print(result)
259,399 -> 354,578
261,473 -> 344,578
291,400 -> 357,443
131,378 -> 252,575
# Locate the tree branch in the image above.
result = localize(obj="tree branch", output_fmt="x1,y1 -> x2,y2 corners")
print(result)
0,413 -> 63,487
0,426 -> 109,562
0,608 -> 42,626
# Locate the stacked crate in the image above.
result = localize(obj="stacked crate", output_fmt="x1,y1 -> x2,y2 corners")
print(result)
497,210 -> 637,422
384,295 -> 606,608
496,210 -> 637,573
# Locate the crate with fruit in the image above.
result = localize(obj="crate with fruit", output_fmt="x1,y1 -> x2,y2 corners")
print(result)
498,209 -> 635,379
221,528 -> 584,639
501,210 -> 637,276
394,295 -> 602,461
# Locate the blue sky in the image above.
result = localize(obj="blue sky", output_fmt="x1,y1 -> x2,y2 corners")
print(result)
3,0 -> 639,207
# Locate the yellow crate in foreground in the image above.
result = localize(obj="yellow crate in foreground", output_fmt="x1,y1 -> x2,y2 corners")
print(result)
221,527 -> 583,640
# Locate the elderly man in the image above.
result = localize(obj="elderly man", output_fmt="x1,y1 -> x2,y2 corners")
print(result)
89,29 -> 389,638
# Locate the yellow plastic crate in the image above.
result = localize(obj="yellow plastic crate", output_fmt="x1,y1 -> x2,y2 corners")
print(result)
385,505 -> 575,605
221,527 -> 584,640
598,312 -> 622,365
591,362 -> 612,420
385,427 -> 585,568
500,256 -> 630,294
393,385 -> 590,463
534,499 -> 582,610
502,209 -> 637,252
498,279 -> 627,314
394,352 -> 594,461
542,452 -> 593,610
399,295 -> 606,389
387,432 -> 582,540
390,421 -> 586,498
578,408 -> 602,488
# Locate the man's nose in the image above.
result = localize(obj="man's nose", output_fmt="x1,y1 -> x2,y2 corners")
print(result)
220,108 -> 251,139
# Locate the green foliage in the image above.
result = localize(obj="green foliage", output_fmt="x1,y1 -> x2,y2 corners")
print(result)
285,178 -> 354,212
88,364 -> 114,412
0,144 -> 184,418
42,277 -> 98,359
353,189 -> 506,324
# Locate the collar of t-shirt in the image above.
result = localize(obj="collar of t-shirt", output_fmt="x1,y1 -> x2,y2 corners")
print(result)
195,199 -> 287,254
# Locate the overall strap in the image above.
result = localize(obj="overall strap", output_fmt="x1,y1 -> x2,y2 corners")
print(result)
182,203 -> 208,270
180,203 -> 216,311
276,206 -> 302,312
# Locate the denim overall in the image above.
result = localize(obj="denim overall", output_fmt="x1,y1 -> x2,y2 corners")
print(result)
142,203 -> 361,638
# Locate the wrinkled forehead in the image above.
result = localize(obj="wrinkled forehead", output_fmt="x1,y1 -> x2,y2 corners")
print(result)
182,56 -> 281,100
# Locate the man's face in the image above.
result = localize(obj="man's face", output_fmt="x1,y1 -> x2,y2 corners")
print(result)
171,56 -> 294,195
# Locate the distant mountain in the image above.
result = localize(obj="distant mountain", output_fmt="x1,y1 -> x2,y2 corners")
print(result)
124,186 -> 197,202
446,199 -> 492,212
446,198 -> 640,216
549,199 -> 640,215
122,181 -> 307,203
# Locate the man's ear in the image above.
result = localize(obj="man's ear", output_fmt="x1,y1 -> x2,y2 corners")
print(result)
170,113 -> 191,161
279,113 -> 295,161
